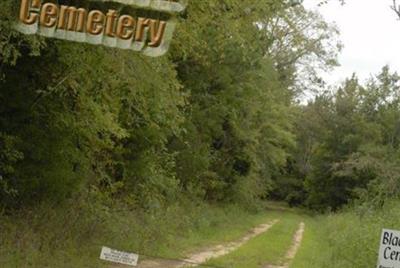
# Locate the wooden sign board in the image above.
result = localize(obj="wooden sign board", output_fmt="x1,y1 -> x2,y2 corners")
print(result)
15,0 -> 186,57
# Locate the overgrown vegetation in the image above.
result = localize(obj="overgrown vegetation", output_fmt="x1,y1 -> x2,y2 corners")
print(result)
1,0 -> 400,267
290,199 -> 400,268
281,67 -> 400,210
0,199 -> 273,267
0,0 -> 341,210
207,211 -> 303,268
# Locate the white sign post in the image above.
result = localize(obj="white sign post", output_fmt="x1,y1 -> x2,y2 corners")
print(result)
378,229 -> 400,268
100,246 -> 139,267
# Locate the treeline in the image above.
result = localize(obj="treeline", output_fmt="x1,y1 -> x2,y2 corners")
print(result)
3,0 -> 390,213
277,67 -> 400,210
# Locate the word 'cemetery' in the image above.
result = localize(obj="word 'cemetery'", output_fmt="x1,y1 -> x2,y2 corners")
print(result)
16,0 -> 185,56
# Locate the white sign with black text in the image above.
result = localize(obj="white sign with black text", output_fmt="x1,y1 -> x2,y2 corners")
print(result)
100,246 -> 139,266
378,229 -> 400,268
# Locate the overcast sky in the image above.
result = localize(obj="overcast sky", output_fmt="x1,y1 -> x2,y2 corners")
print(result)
303,0 -> 400,86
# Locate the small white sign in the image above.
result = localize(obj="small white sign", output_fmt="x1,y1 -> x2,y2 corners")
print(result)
378,229 -> 400,268
100,246 -> 139,266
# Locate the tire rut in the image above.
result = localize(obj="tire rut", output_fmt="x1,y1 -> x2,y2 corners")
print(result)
264,222 -> 305,268
126,219 -> 280,268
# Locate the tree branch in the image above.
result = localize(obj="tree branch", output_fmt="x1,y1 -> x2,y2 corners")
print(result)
391,0 -> 400,19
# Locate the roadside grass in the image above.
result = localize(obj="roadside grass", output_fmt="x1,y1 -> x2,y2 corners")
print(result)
290,200 -> 400,268
205,211 -> 304,268
289,212 -> 368,268
162,207 -> 277,259
289,217 -> 325,268
0,200 -> 276,268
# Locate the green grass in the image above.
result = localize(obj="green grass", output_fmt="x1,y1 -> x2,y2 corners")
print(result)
8,198 -> 397,268
163,208 -> 277,259
290,200 -> 400,268
205,211 -> 304,268
289,217 -> 322,268
0,200 -> 277,268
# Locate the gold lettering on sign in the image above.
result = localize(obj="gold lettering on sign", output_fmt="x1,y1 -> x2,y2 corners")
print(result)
135,17 -> 150,42
87,10 -> 105,35
19,0 -> 40,25
117,15 -> 136,40
40,3 -> 58,28
148,19 -> 167,47
16,0 -> 184,56
58,6 -> 87,32
105,10 -> 118,37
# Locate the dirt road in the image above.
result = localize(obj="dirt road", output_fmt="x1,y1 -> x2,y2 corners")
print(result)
127,219 -> 280,268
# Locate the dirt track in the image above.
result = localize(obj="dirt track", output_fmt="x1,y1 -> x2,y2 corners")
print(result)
264,222 -> 305,268
109,219 -> 306,268
123,219 -> 280,268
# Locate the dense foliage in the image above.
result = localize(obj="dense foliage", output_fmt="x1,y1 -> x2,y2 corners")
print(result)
0,0 -> 341,211
4,0 -> 399,217
283,67 -> 400,210
4,0 -> 400,266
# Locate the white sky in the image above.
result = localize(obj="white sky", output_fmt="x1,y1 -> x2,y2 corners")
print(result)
303,0 -> 400,86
